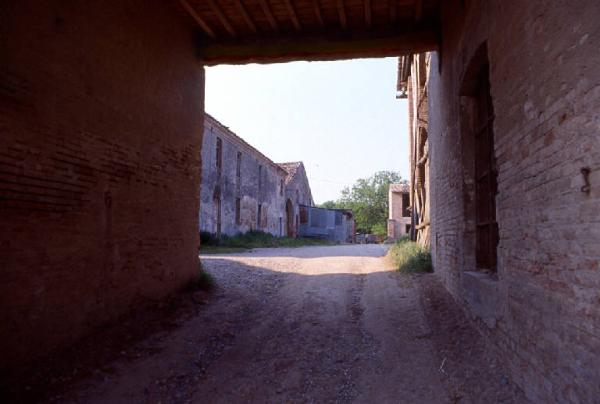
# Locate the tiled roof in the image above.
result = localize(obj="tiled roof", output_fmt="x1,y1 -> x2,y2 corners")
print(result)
277,161 -> 302,184
390,183 -> 410,193
204,113 -> 287,175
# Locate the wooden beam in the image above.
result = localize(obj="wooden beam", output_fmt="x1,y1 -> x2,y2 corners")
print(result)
389,0 -> 397,24
337,0 -> 347,29
414,0 -> 423,22
179,0 -> 216,39
364,0 -> 372,28
208,0 -> 236,37
313,0 -> 324,27
284,0 -> 302,32
234,0 -> 257,33
199,30 -> 438,65
258,0 -> 279,32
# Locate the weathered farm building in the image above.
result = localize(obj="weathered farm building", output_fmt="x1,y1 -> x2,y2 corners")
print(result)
278,162 -> 314,237
387,183 -> 411,240
200,114 -> 288,237
399,53 -> 431,247
299,205 -> 355,243
2,0 -> 599,401
396,2 -> 600,400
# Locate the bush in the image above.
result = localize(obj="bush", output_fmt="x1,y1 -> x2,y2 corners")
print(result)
371,222 -> 387,238
188,261 -> 215,291
199,230 -> 333,250
200,231 -> 219,246
389,237 -> 433,273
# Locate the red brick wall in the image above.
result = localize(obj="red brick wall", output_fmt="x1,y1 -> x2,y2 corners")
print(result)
428,0 -> 600,401
0,0 -> 204,370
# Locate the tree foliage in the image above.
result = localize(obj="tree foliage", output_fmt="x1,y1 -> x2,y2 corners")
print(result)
318,171 -> 406,236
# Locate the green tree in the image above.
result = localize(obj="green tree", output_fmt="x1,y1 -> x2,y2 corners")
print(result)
336,171 -> 405,235
318,200 -> 340,209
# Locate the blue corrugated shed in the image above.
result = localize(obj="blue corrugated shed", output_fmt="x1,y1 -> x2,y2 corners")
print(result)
298,205 -> 355,243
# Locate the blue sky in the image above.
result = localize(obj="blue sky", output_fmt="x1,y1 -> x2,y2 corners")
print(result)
205,57 -> 409,204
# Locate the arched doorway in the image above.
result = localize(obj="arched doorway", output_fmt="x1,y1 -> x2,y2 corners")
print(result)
285,199 -> 294,237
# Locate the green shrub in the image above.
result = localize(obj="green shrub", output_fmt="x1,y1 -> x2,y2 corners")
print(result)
371,222 -> 387,237
188,261 -> 215,291
389,238 -> 433,273
200,231 -> 219,246
199,230 -> 333,250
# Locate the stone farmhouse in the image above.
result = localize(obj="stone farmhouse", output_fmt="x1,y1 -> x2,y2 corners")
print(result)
278,162 -> 314,237
200,114 -> 289,237
3,1 -> 599,401
200,115 -> 315,238
387,183 -> 411,240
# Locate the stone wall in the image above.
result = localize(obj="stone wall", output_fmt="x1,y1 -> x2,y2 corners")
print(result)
427,0 -> 600,401
281,162 -> 314,237
200,115 -> 287,237
0,0 -> 204,370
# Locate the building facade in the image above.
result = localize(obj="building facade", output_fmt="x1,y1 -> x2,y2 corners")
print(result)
387,183 -> 412,240
398,54 -> 431,246
200,114 -> 288,237
398,1 -> 600,401
299,205 -> 355,243
278,162 -> 314,237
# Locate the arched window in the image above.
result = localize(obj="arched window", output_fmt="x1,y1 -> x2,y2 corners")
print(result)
460,43 -> 498,274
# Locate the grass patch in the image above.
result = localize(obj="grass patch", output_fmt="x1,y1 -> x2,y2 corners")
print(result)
389,237 -> 433,273
199,230 -> 334,250
199,246 -> 249,255
187,261 -> 215,291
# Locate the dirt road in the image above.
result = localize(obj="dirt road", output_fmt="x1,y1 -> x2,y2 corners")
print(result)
46,244 -> 524,403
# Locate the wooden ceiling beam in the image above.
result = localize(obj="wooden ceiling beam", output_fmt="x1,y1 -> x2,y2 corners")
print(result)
389,0 -> 397,24
414,0 -> 423,22
337,0 -> 347,29
258,0 -> 279,32
179,0 -> 216,39
207,0 -> 236,37
313,0 -> 325,27
364,0 -> 372,29
199,30 -> 438,65
284,0 -> 302,32
234,0 -> 257,33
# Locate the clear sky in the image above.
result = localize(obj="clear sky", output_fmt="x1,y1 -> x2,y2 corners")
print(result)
205,57 -> 409,204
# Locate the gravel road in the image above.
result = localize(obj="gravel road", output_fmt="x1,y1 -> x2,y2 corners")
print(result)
43,244 -> 525,403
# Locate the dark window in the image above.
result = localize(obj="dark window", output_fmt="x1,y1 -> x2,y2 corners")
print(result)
280,179 -> 284,196
474,64 -> 498,272
236,152 -> 242,181
406,224 -> 411,234
402,193 -> 410,217
257,204 -> 262,228
216,138 -> 222,172
235,198 -> 241,225
258,165 -> 262,193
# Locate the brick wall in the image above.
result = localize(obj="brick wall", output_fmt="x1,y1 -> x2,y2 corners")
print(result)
428,0 -> 600,401
0,0 -> 204,370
